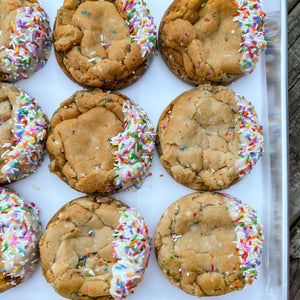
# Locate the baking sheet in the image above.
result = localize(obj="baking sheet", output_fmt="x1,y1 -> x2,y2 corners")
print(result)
2,0 -> 288,299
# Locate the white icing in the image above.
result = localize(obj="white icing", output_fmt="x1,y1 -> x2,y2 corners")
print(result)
121,0 -> 157,60
1,91 -> 48,182
0,2 -> 52,81
110,208 -> 150,299
224,193 -> 263,284
235,93 -> 263,177
0,188 -> 41,281
233,0 -> 266,72
110,101 -> 155,191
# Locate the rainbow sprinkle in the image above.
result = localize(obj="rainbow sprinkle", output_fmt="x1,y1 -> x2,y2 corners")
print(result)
1,90 -> 49,183
110,101 -> 155,191
236,93 -> 263,177
0,2 -> 52,81
0,188 -> 41,283
233,0 -> 266,73
223,193 -> 263,285
120,0 -> 157,60
110,208 -> 151,299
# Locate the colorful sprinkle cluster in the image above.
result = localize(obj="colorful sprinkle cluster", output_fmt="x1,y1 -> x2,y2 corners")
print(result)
236,93 -> 263,177
232,0 -> 266,73
0,187 -> 42,284
110,101 -> 155,191
223,193 -> 263,285
110,208 -> 151,299
1,91 -> 49,183
120,0 -> 157,60
0,2 -> 52,81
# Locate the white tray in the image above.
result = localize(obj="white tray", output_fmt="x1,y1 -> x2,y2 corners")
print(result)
3,0 -> 288,299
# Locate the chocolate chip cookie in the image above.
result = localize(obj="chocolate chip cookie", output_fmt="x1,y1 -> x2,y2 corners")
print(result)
0,0 -> 52,82
47,89 -> 155,194
159,0 -> 266,85
53,0 -> 157,89
156,84 -> 263,191
154,192 -> 263,297
40,196 -> 151,300
0,187 -> 42,292
0,83 -> 49,185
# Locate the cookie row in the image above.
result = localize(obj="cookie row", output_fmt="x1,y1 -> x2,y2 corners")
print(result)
0,82 -> 263,193
0,187 -> 263,299
0,0 -> 266,88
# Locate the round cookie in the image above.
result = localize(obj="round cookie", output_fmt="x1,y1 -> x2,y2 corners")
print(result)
159,0 -> 266,85
39,196 -> 151,300
47,89 -> 155,194
0,0 -> 52,82
0,187 -> 42,293
154,192 -> 263,297
156,84 -> 263,191
0,83 -> 49,185
53,0 -> 157,89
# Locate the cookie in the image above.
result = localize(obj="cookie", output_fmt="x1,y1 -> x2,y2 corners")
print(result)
53,0 -> 157,89
39,196 -> 151,300
159,0 -> 266,85
156,84 -> 263,191
47,89 -> 155,194
0,187 -> 42,293
0,83 -> 49,185
154,192 -> 263,297
0,0 -> 52,82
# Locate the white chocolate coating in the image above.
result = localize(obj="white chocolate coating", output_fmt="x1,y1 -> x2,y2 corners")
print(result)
110,208 -> 151,299
0,188 -> 41,284
233,0 -> 266,72
0,1 -> 52,81
110,101 -> 155,191
120,0 -> 157,60
236,93 -> 263,177
1,90 -> 48,183
224,193 -> 263,284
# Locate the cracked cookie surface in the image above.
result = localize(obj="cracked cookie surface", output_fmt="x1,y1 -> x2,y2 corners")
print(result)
156,84 -> 263,191
40,196 -> 150,300
154,192 -> 263,297
0,83 -> 48,184
53,0 -> 156,89
47,89 -> 155,195
159,0 -> 266,85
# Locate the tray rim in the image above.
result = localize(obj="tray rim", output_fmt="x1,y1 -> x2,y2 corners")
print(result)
267,0 -> 289,298
279,0 -> 289,298
0,0 -> 290,299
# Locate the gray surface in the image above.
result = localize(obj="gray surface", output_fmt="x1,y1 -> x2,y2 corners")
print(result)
288,0 -> 300,299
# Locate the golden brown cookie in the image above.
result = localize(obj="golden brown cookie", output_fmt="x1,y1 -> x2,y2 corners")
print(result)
0,0 -> 52,82
0,187 -> 42,293
53,0 -> 157,89
159,0 -> 266,85
156,84 -> 263,191
47,89 -> 155,195
40,196 -> 151,300
0,83 -> 49,185
154,192 -> 263,297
